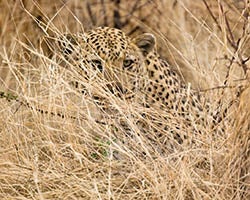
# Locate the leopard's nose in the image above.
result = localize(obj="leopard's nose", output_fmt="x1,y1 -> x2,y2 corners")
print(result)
106,82 -> 126,96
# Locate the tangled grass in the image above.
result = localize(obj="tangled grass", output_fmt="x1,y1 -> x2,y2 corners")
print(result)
0,0 -> 249,199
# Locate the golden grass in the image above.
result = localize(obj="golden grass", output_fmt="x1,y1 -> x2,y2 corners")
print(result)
0,0 -> 249,199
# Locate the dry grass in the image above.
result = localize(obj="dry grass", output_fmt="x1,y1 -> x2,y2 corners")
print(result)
0,0 -> 249,199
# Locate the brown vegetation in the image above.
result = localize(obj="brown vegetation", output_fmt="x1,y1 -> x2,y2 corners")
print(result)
0,0 -> 249,199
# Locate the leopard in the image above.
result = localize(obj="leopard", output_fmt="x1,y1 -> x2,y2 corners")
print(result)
56,26 -> 230,149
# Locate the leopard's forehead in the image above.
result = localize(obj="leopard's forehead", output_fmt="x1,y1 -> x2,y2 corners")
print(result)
85,27 -> 131,62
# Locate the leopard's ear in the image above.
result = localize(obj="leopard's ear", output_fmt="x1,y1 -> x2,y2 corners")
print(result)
133,33 -> 156,55
57,34 -> 78,55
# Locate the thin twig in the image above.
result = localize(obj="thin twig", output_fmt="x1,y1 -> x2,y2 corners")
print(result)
202,0 -> 250,78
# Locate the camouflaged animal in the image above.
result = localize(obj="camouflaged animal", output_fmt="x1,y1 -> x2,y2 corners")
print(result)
57,27 -> 226,146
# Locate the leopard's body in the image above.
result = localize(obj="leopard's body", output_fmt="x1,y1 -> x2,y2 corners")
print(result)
57,27 -> 227,146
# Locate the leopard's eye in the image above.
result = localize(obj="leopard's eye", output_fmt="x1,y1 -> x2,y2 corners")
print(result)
123,58 -> 134,69
92,59 -> 103,72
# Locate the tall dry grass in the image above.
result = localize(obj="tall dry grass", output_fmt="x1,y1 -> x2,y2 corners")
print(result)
0,0 -> 249,199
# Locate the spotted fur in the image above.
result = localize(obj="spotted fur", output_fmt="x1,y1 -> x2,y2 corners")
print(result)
57,27 -> 227,146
